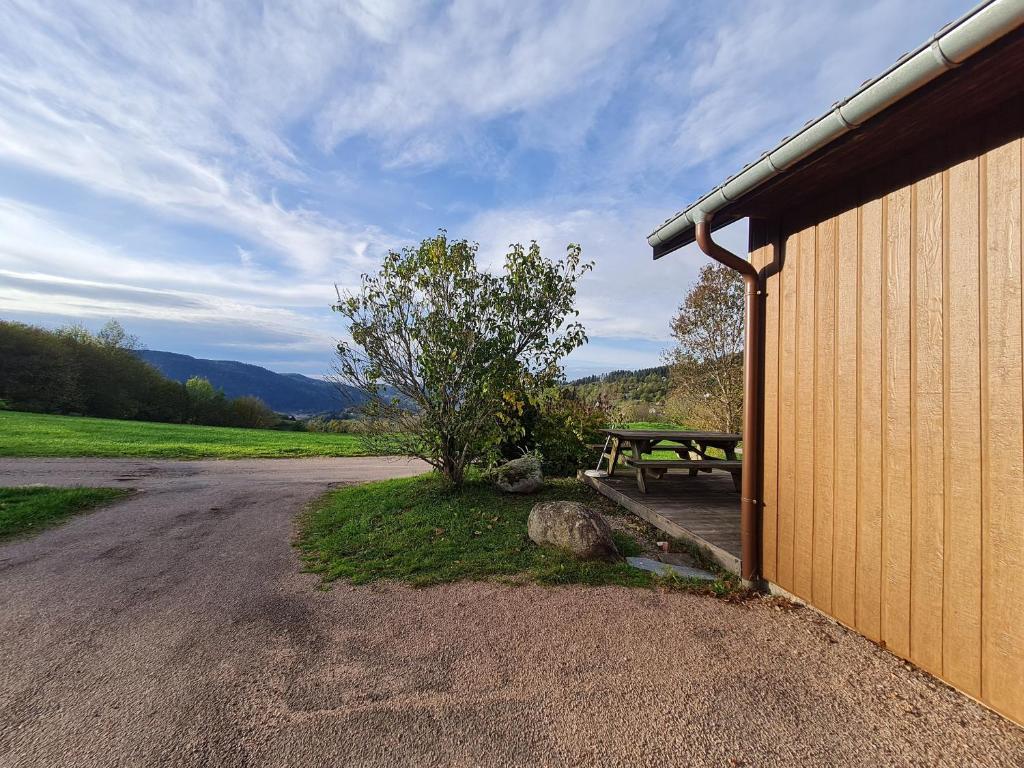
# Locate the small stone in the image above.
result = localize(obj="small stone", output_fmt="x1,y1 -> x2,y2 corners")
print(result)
489,454 -> 544,494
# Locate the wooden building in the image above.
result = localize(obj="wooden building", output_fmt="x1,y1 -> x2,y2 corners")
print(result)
648,1 -> 1024,725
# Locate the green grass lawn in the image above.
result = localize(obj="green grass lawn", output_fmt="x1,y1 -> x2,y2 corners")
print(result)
298,474 -> 733,590
0,410 -> 370,459
620,421 -> 685,431
0,486 -> 129,539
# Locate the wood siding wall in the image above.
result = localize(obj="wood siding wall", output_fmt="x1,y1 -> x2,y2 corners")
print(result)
751,133 -> 1024,725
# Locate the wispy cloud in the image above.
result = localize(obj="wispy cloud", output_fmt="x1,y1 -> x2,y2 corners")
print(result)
0,200 -> 340,361
0,1 -> 397,273
464,204 -> 749,342
315,1 -> 671,159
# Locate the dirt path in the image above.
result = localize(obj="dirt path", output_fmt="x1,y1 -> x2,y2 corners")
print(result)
0,458 -> 1021,767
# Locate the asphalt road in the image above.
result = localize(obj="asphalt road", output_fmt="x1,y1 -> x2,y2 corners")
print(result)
1,457 -> 1022,767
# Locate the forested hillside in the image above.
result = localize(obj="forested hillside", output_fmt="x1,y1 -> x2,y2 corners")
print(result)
568,365 -> 669,405
137,350 -> 366,416
567,365 -> 670,423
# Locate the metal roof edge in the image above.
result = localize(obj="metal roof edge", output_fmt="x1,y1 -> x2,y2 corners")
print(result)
648,0 -> 1024,253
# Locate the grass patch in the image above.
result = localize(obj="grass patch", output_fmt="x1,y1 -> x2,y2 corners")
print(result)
298,474 -> 730,590
620,421 -> 686,431
0,486 -> 129,539
0,410 -> 371,459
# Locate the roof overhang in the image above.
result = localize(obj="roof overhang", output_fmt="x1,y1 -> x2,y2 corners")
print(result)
649,0 -> 1024,259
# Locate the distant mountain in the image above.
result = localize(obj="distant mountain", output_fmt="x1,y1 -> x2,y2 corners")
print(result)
136,350 -> 367,416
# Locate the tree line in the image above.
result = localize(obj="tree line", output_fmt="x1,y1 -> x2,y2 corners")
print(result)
568,367 -> 670,415
569,365 -> 669,387
0,320 -> 277,429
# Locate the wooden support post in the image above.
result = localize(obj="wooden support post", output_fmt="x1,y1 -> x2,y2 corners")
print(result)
687,441 -> 700,477
632,441 -> 647,493
606,438 -> 621,476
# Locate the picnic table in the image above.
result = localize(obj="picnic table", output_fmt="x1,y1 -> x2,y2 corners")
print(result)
599,428 -> 742,494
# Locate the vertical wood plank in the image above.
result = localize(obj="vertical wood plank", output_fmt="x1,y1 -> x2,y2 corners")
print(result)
794,224 -> 817,600
760,222 -> 781,583
833,207 -> 859,627
944,155 -> 982,698
982,136 -> 1024,722
857,198 -> 884,642
911,168 -> 945,675
814,217 -> 837,613
883,185 -> 912,659
776,229 -> 799,591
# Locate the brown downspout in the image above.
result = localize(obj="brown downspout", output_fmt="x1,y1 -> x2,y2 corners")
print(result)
694,215 -> 762,582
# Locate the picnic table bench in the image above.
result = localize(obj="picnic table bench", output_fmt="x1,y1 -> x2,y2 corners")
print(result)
599,428 -> 742,494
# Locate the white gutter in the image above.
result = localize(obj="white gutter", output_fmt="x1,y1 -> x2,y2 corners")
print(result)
648,0 -> 1024,251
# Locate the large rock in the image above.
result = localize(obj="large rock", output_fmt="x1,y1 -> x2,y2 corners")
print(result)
527,501 -> 620,561
490,454 -> 544,494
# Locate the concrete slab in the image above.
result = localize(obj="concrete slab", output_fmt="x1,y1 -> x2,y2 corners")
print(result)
625,556 -> 716,581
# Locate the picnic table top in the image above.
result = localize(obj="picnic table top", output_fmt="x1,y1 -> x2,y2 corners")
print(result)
600,428 -> 742,442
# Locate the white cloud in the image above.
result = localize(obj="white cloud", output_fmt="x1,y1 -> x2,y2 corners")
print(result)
463,203 -> 748,343
0,0 -> 399,274
315,0 -> 671,158
0,200 -> 340,353
0,200 -> 339,302
656,0 -> 965,177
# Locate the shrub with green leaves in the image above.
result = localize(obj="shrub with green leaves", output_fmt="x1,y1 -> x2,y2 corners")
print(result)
334,231 -> 592,486
499,388 -> 607,477
229,395 -> 276,429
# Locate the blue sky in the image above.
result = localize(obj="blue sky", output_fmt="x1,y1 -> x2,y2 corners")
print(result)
0,0 -> 968,379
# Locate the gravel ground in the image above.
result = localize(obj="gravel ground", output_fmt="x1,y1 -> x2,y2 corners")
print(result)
0,457 -> 1021,767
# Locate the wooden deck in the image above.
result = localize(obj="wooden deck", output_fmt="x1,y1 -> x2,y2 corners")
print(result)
580,469 -> 742,575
